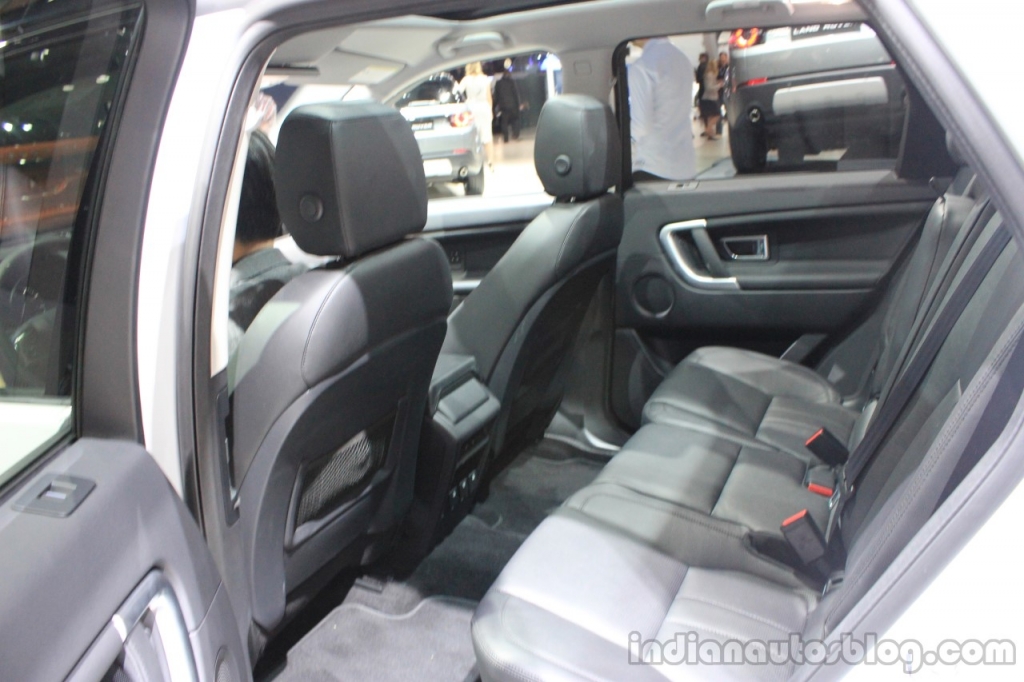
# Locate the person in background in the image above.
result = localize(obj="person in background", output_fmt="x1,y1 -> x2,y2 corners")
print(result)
694,52 -> 708,112
249,92 -> 278,135
459,62 -> 494,169
716,50 -> 730,136
493,65 -> 524,143
699,56 -> 723,140
628,37 -> 696,181
229,130 -> 306,354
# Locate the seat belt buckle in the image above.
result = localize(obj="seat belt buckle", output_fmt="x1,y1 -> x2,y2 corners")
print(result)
781,509 -> 828,565
805,428 -> 849,467
804,466 -> 835,497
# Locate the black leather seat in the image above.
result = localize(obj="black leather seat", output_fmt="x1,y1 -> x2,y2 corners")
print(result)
442,94 -> 623,463
472,193 -> 1024,681
228,102 -> 452,634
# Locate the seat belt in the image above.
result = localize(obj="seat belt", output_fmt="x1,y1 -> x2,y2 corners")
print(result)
821,223 -> 1011,543
843,224 -> 1011,487
874,200 -> 993,410
935,329 -> 1024,510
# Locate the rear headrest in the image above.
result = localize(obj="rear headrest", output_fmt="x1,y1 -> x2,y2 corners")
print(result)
275,102 -> 427,259
534,95 -> 621,200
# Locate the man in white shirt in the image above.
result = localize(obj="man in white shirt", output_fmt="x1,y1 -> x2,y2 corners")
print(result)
629,37 -> 697,181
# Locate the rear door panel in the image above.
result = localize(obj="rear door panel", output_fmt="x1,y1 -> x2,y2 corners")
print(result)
0,440 -> 248,681
612,170 -> 938,426
0,0 -> 248,679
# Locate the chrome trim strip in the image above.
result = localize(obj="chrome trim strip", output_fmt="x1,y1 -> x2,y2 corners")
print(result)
452,279 -> 481,295
658,220 -> 740,291
112,571 -> 198,682
582,427 -> 623,453
773,76 -> 888,115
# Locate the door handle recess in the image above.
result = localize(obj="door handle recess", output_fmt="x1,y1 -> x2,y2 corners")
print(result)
721,234 -> 769,261
659,220 -> 740,291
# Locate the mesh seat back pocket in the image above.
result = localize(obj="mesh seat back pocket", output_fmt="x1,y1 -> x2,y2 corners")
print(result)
293,416 -> 394,532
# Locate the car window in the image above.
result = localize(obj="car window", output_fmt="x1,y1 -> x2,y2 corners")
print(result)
0,0 -> 141,485
625,24 -> 907,182
404,54 -> 557,201
268,52 -> 560,203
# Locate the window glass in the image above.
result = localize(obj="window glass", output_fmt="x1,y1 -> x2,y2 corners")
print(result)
396,54 -> 557,200
0,1 -> 141,484
626,23 -> 907,182
267,51 -> 561,202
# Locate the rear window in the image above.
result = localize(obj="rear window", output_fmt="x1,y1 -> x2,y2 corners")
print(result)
0,0 -> 141,485
397,78 -> 464,106
625,24 -> 907,182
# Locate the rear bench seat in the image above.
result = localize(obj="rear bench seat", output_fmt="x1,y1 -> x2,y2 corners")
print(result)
644,177 -> 983,463
471,189 -> 1024,679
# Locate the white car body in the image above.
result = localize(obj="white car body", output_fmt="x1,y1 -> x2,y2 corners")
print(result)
2,0 -> 1021,679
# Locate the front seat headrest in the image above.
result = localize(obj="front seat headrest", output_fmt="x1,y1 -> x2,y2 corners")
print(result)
275,101 -> 427,259
534,94 -> 621,201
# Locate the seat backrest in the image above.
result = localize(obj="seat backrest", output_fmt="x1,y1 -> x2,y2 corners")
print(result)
443,94 -> 623,460
805,211 -> 1024,637
229,102 -> 452,633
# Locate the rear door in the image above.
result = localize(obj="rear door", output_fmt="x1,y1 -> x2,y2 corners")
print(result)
0,1 -> 248,680
611,27 -> 947,428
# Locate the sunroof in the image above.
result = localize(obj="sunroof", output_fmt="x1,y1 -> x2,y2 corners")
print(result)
426,0 -> 595,21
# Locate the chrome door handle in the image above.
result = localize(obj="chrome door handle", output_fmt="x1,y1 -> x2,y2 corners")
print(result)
658,220 -> 740,291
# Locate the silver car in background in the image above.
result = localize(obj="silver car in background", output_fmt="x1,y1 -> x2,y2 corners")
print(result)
396,74 -> 485,195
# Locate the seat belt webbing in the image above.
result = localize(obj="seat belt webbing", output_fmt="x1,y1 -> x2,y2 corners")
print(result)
843,224 -> 1011,487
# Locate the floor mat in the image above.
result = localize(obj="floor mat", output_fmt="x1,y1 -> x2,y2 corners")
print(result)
271,597 -> 478,682
471,441 -> 604,536
264,439 -> 603,681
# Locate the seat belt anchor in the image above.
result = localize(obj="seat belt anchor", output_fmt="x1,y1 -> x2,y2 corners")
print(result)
822,571 -> 845,596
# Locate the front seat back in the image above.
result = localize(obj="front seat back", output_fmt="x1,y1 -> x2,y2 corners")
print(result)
229,102 -> 452,634
443,94 -> 623,463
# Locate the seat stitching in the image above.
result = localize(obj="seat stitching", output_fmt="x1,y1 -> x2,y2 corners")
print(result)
474,603 -> 543,682
691,349 -> 835,402
670,593 -> 797,634
708,452 -> 737,515
645,405 -> 816,465
300,272 -> 351,388
494,591 -> 651,681
655,619 -> 751,643
553,199 -> 592,274
573,488 -> 747,539
644,400 -> 763,442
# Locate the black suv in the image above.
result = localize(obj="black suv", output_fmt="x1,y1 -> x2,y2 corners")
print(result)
725,22 -> 907,172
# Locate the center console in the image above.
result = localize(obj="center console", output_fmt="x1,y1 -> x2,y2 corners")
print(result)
406,353 -> 500,558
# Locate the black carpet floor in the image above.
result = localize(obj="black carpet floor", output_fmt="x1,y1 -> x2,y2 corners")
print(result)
265,439 -> 603,682
272,597 -> 479,682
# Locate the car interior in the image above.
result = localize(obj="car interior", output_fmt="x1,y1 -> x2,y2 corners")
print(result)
169,0 -> 1015,679
1,0 -> 1021,680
